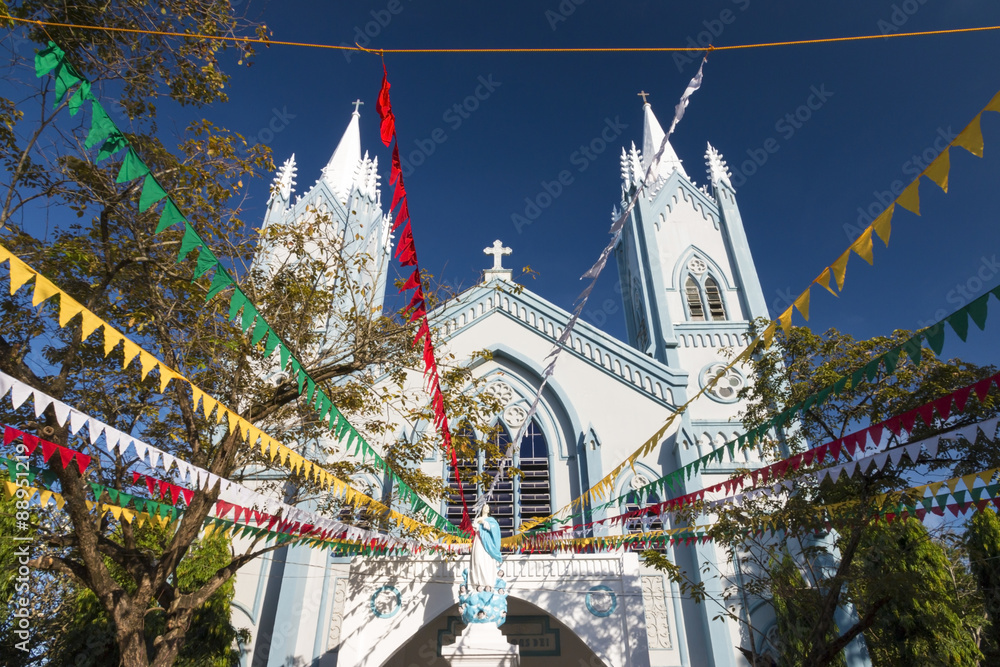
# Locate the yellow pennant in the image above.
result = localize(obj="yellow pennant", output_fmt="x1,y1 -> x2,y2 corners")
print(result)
778,306 -> 793,334
138,351 -> 158,380
962,474 -> 979,493
8,257 -> 34,295
814,268 -> 837,297
851,227 -> 875,265
793,289 -> 810,321
31,275 -> 60,308
761,321 -> 777,347
202,394 -> 219,421
79,311 -> 103,341
58,295 -> 84,327
830,249 -> 850,291
103,326 -> 123,357
923,148 -> 950,193
54,493 -> 65,510
987,90 -> 1000,114
872,204 -> 894,247
896,180 -> 920,216
39,489 -> 53,506
929,481 -> 944,496
121,339 -> 142,370
946,477 -> 960,494
954,113 -> 984,158
226,409 -> 240,435
158,366 -> 177,393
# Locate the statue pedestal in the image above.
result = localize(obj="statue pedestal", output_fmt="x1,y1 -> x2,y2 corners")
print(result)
441,623 -> 520,667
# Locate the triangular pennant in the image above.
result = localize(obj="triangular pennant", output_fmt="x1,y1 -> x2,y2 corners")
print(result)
156,199 -> 186,233
923,148 -> 950,193
793,290 -> 810,321
954,114 -> 984,158
177,223 -> 204,261
814,268 -> 838,297
115,148 -> 150,184
204,268 -> 233,302
896,180 -> 920,216
138,174 -> 168,212
872,204 -> 894,247
851,227 -> 875,265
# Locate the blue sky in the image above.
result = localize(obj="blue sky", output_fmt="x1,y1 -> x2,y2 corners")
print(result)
21,1 -> 1000,368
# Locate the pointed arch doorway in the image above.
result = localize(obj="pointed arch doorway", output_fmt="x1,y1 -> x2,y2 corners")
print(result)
379,597 -> 610,667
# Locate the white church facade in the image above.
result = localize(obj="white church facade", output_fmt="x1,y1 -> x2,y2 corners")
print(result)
230,100 -> 871,667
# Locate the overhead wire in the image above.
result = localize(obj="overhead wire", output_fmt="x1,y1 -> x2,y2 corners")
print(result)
3,14 -> 1000,56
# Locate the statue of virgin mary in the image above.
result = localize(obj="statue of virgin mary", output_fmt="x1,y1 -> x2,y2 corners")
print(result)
469,504 -> 503,591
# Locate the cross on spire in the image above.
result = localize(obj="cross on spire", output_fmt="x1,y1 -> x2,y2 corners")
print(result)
637,90 -> 650,105
484,240 -> 512,270
352,99 -> 364,114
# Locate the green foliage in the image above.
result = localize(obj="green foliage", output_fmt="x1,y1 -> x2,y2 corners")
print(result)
850,519 -> 981,666
48,527 -> 247,666
651,322 -> 999,666
967,508 -> 1000,662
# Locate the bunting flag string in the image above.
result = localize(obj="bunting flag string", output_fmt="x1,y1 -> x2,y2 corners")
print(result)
33,41 -> 461,538
522,411 -> 1000,543
477,59 -> 710,513
515,368 -> 1000,540
514,88 -> 1000,536
375,63 -> 473,533
514,280 -> 1000,540
0,377 -> 461,545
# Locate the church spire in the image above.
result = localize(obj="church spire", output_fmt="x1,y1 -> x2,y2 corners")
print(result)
270,153 -> 297,203
641,99 -> 687,182
321,104 -> 363,200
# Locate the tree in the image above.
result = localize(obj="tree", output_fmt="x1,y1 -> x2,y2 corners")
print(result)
966,508 -> 1000,662
653,323 -> 998,666
0,4 -> 500,665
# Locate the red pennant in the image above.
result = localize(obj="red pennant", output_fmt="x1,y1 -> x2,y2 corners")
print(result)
401,269 -> 422,292
390,180 -> 406,213
868,424 -> 884,448
132,471 -> 143,485
899,410 -> 919,433
772,461 -> 788,477
802,450 -> 815,467
933,395 -> 953,421
391,144 -> 402,185
58,446 -> 75,469
423,335 -> 436,372
376,66 -> 395,146
953,385 -> 973,413
407,286 -> 425,312
22,433 -> 39,457
916,403 -> 935,427
232,505 -> 244,523
168,484 -> 181,506
413,320 -> 431,347
74,452 -> 91,474
393,198 -> 410,231
884,415 -> 903,436
3,426 -> 19,445
915,508 -> 927,521
828,440 -> 842,460
788,453 -> 803,471
216,500 -> 231,517
974,376 -> 994,402
40,438 -> 57,463
158,479 -> 171,500
394,221 -> 414,259
146,476 -> 157,496
408,302 -> 427,321
181,488 -> 193,506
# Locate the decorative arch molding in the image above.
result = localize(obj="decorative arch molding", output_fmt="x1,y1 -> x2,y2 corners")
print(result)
612,461 -> 662,504
668,245 -> 737,292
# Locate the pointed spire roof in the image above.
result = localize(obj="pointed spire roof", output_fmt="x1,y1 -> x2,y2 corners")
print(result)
271,154 -> 297,202
321,107 -> 362,200
641,102 -> 687,181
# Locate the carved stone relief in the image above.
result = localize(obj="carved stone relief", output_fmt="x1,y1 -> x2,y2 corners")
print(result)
640,575 -> 672,649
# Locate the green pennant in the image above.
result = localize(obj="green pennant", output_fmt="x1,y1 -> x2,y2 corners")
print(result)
35,41 -> 66,78
107,488 -> 119,504
68,80 -> 92,116
133,497 -> 146,513
924,322 -> 946,356
86,101 -> 118,150
241,302 -> 258,333
89,482 -> 105,501
850,367 -> 866,388
901,336 -> 922,366
177,223 -> 204,261
293,363 -> 305,395
864,358 -> 881,382
138,174 -> 168,212
936,493 -> 950,508
228,289 -> 248,322
53,61 -> 83,105
97,132 -> 129,163
727,440 -> 736,461
952,490 -> 967,505
815,385 -> 834,405
251,318 -> 269,346
264,330 -> 281,357
967,293 -> 990,331
969,486 -> 985,502
306,377 -> 316,404
279,342 -> 290,371
193,245 -> 219,280
947,309 -> 970,342
116,148 -> 150,184
832,376 -> 849,394
882,348 -> 901,376
205,267 -> 234,302
155,199 -> 186,233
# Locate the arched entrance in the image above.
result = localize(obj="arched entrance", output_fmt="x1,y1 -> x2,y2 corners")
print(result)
380,597 -> 610,667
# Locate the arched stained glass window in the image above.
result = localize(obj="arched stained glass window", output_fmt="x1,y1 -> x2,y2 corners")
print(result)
705,276 -> 727,321
444,421 -> 551,540
685,276 -> 706,321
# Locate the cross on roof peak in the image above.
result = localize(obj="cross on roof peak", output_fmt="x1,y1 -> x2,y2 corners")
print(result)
352,99 -> 364,114
638,90 -> 650,105
483,239 -> 512,270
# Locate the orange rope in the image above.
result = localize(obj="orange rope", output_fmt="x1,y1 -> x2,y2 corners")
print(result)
4,14 -> 1000,55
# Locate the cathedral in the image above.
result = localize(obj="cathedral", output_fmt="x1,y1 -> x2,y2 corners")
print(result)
230,99 -> 870,667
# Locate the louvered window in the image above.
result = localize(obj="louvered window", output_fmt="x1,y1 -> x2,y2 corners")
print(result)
685,276 -> 706,321
705,277 -> 727,321
445,421 -> 550,541
624,491 -> 666,552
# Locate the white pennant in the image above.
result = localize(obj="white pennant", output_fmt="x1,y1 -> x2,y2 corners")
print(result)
49,399 -> 70,426
31,389 -> 52,418
923,436 -> 940,459
873,452 -> 890,472
9,381 -> 31,409
0,371 -> 14,400
103,428 -> 123,454
888,447 -> 906,467
87,417 -> 105,445
69,409 -> 87,435
904,442 -> 924,463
